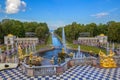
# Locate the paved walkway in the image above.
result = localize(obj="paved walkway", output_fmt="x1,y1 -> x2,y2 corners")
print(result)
0,65 -> 120,80
0,63 -> 18,71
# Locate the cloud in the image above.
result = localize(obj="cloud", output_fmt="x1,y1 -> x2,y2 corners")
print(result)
91,12 -> 109,18
5,0 -> 26,14
91,8 -> 119,18
21,1 -> 26,12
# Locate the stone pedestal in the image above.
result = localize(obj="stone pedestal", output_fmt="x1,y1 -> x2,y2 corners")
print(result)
56,66 -> 63,75
68,60 -> 75,67
27,68 -> 34,76
92,60 -> 97,66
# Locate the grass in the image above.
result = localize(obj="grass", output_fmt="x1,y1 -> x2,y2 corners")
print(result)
102,42 -> 120,49
55,34 -> 106,54
46,34 -> 52,45
67,43 -> 106,54
36,34 -> 52,51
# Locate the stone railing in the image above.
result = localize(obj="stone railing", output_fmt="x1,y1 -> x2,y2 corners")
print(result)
21,56 -> 120,76
68,57 -> 98,68
20,57 -> 96,76
0,56 -> 18,63
33,65 -> 57,76
114,56 -> 120,65
21,63 -> 58,76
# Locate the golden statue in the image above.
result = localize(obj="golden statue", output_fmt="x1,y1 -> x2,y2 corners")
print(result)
58,48 -> 67,62
18,45 -> 24,61
99,50 -> 117,68
18,45 -> 22,56
29,52 -> 33,60
61,48 -> 65,54
69,52 -> 74,58
27,52 -> 43,66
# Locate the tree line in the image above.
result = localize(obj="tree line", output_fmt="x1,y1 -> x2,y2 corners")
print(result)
55,21 -> 120,43
0,19 -> 49,43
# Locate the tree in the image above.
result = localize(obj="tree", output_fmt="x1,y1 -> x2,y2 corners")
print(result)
85,23 -> 97,37
107,21 -> 118,42
35,25 -> 49,41
23,22 -> 39,32
0,19 -> 49,44
96,23 -> 108,36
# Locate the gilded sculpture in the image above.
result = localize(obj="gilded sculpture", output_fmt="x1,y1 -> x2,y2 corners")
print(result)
99,50 -> 116,68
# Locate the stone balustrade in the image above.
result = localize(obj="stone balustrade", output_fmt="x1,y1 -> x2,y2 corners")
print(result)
21,63 -> 58,76
114,56 -> 120,65
20,56 -> 120,76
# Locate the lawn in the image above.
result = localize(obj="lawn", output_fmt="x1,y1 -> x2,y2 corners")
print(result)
36,34 -> 52,51
55,34 -> 106,54
67,43 -> 106,54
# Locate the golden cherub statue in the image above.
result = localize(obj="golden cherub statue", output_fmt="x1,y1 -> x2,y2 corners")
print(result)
99,50 -> 117,68
18,45 -> 24,61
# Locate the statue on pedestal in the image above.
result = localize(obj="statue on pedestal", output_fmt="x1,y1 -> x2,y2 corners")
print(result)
99,50 -> 117,68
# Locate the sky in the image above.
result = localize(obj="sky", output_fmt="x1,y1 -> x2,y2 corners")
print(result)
0,0 -> 120,30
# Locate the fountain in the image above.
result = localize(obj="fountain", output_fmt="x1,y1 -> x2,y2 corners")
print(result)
75,46 -> 81,59
106,42 -> 109,55
73,52 -> 76,59
62,27 -> 67,53
29,44 -> 31,53
58,48 -> 67,62
78,46 -> 80,58
14,56 -> 18,63
25,46 -> 28,54
112,43 -> 115,52
31,44 -> 34,52
33,43 -> 36,52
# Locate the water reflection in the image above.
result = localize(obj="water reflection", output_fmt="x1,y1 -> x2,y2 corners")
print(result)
38,33 -> 62,59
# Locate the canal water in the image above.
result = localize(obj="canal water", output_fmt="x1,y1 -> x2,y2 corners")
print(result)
38,33 -> 63,64
38,32 -> 91,65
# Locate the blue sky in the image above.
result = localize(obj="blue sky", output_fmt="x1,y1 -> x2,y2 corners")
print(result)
0,0 -> 120,29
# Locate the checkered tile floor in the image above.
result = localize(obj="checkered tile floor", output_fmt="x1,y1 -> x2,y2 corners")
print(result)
0,65 -> 120,80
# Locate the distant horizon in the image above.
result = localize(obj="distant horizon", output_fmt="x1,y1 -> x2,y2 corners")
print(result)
0,0 -> 120,29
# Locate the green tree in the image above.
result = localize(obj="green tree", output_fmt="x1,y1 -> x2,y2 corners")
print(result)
85,23 -> 97,37
107,21 -> 118,42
